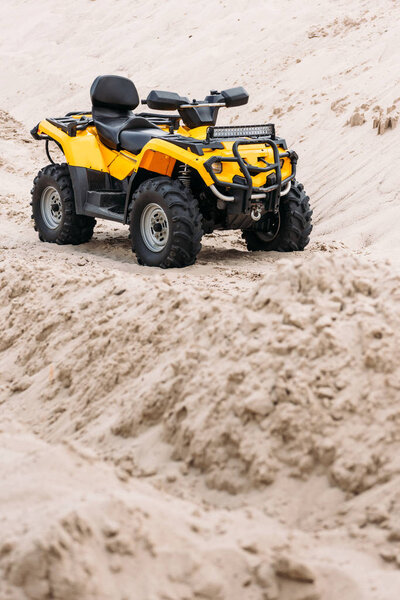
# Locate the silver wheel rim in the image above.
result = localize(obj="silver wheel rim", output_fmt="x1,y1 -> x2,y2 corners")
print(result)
40,186 -> 63,229
140,203 -> 169,252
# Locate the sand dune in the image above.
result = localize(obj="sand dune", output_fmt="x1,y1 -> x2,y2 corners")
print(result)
1,1 -> 400,598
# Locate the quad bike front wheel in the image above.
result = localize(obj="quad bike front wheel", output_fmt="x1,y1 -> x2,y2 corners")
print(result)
130,177 -> 203,268
242,181 -> 313,252
31,164 -> 95,245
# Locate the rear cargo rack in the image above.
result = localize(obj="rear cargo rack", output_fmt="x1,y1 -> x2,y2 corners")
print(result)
46,115 -> 93,137
204,137 -> 297,210
46,113 -> 180,137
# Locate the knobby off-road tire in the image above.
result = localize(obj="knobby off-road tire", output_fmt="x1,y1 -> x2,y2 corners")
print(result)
242,181 -> 313,252
31,164 -> 96,245
130,177 -> 203,268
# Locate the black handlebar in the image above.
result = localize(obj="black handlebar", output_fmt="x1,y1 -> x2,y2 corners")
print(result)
144,87 -> 248,113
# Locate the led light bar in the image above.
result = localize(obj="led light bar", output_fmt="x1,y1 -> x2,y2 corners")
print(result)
208,124 -> 275,139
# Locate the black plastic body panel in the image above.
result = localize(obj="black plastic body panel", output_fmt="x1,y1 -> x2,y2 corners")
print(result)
68,166 -> 127,223
178,105 -> 221,129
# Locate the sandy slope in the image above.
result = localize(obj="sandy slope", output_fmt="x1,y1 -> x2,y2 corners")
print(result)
1,1 -> 400,598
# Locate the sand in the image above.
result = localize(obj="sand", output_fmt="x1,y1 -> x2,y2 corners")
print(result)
1,0 -> 400,598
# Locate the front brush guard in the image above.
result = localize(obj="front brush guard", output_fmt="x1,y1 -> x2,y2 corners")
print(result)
204,138 -> 297,212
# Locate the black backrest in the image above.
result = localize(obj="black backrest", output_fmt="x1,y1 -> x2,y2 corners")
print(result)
90,75 -> 139,110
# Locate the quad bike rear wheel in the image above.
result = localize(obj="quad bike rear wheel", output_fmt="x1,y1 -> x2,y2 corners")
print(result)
242,181 -> 312,252
130,177 -> 203,268
31,164 -> 95,244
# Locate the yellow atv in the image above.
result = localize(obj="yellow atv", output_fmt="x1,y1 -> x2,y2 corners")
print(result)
31,75 -> 312,268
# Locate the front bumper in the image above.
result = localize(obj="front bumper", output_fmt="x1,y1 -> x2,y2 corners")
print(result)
204,137 -> 297,212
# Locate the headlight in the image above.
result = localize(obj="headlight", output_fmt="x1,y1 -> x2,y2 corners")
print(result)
211,161 -> 223,174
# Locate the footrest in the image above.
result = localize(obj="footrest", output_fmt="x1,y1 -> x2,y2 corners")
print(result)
86,190 -> 125,208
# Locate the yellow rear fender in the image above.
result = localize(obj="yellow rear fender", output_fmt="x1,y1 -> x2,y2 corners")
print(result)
36,120 -> 111,173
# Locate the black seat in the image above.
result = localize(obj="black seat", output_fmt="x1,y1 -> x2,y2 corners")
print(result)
90,75 -> 168,153
119,119 -> 168,154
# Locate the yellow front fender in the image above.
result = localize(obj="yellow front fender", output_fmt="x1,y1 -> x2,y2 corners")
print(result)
129,138 -> 214,186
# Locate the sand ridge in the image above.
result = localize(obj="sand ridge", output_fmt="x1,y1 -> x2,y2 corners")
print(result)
1,0 -> 400,598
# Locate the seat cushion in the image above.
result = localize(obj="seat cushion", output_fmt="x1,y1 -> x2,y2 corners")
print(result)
92,112 -> 166,152
93,112 -> 132,149
119,128 -> 169,154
